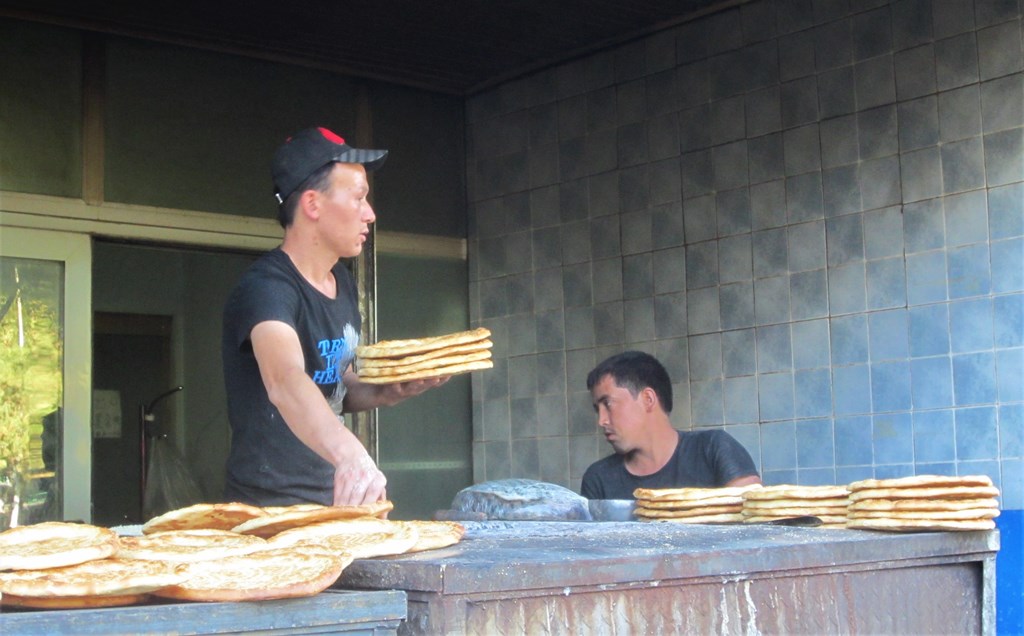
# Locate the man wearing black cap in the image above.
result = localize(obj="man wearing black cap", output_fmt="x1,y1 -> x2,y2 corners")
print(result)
221,127 -> 447,507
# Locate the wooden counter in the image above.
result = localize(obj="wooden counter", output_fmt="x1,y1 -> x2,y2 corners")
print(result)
336,521 -> 998,635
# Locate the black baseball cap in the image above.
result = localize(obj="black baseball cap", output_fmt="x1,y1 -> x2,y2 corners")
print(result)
271,127 -> 388,203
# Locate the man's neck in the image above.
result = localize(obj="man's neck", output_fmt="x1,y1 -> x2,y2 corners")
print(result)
624,424 -> 680,476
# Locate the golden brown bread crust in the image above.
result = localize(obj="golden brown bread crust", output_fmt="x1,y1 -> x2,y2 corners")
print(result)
142,502 -> 266,534
356,327 -> 491,358
0,522 -> 119,571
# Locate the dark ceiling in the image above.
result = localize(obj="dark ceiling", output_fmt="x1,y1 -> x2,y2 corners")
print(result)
1,0 -> 733,95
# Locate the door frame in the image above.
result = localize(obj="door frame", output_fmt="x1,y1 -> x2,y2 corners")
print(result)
0,226 -> 92,522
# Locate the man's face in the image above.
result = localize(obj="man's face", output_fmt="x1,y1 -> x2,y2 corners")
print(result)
315,162 -> 376,258
591,374 -> 647,454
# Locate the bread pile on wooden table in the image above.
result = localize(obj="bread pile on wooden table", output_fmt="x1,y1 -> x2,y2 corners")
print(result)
356,327 -> 493,384
846,475 -> 1001,531
741,484 -> 850,528
0,501 -> 465,609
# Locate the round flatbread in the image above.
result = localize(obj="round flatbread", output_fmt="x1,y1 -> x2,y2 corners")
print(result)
847,508 -> 1000,520
142,502 -> 266,535
744,514 -> 847,525
358,340 -> 493,369
848,485 -> 1000,501
356,328 -> 491,359
232,501 -> 394,538
0,558 -> 187,597
635,495 -> 746,509
742,507 -> 847,518
118,529 -> 268,562
0,522 -> 119,571
633,484 -> 762,502
358,350 -> 492,377
268,518 -> 419,559
635,504 -> 743,518
642,512 -> 745,524
848,474 -> 993,491
402,520 -> 465,553
358,359 -> 494,384
848,498 -> 999,512
152,547 -> 349,602
846,518 -> 996,532
742,497 -> 849,510
743,485 -> 850,500
0,591 -> 151,609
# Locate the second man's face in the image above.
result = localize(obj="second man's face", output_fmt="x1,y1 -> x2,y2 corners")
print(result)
591,375 -> 648,454
316,162 -> 376,259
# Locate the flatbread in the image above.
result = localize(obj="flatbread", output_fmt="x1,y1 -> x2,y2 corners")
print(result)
358,359 -> 494,384
635,504 -> 743,518
742,507 -> 847,518
742,497 -> 850,509
848,474 -> 992,491
142,502 -> 265,534
358,349 -> 492,376
402,520 -> 465,553
0,522 -> 119,571
643,512 -> 745,524
847,508 -> 1000,520
268,518 -> 419,559
743,485 -> 850,500
0,558 -> 187,597
357,328 -> 491,359
633,484 -> 762,502
846,518 -> 996,532
358,340 -> 493,369
744,515 -> 847,525
232,501 -> 394,538
152,547 -> 349,602
635,495 -> 746,509
0,591 -> 151,609
848,498 -> 999,512
848,485 -> 1000,501
117,529 -> 268,562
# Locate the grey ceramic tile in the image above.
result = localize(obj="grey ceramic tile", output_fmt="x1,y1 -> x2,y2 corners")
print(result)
835,415 -> 873,465
758,371 -> 795,421
680,104 -> 712,152
721,281 -> 756,330
482,396 -> 511,442
593,301 -> 624,346
717,188 -> 753,237
621,209 -> 653,255
895,44 -> 938,100
855,55 -> 897,111
786,172 -> 825,222
892,0 -> 934,50
687,286 -> 722,334
790,269 -> 830,320
784,125 -> 822,176
853,5 -> 893,59
622,253 -> 653,300
688,333 -> 723,380
619,165 -> 650,212
617,122 -> 649,167
510,396 -> 540,439
683,194 -> 718,245
947,243 -> 992,298
530,185 -> 561,229
820,115 -> 859,169
903,198 -> 945,254
649,158 -> 681,206
532,227 -> 562,271
719,234 -> 754,283
712,95 -> 746,145
508,355 -> 539,401
778,29 -> 817,81
591,215 -> 623,260
794,370 -> 833,418
869,309 -> 910,361
992,238 -> 1024,293
900,146 -> 943,203
815,17 -> 853,71
939,85 -> 983,143
562,262 -> 592,308
953,351 -> 998,405
792,318 -> 832,369
858,105 -> 899,160
592,257 -> 624,304
781,76 -> 820,128
934,1 -> 976,39
872,412 -> 915,464
823,164 -> 862,216
864,207 -> 905,260
681,149 -> 714,199
652,201 -> 685,249
746,85 -> 782,137
913,409 -> 956,463
755,275 -> 791,325
898,96 -> 940,151
988,182 -> 1024,240
956,406 -> 1000,460
722,328 -> 758,377
655,291 -> 689,338
994,293 -> 1024,348
751,180 -> 788,230
943,190 -> 990,247
829,262 -> 868,315
978,20 -> 1024,80
748,133 -> 786,184
756,324 -> 793,377
656,336 -> 690,384
690,378 -> 724,425
981,74 -> 1024,133
866,257 -> 907,310
827,213 -> 866,266
984,128 -> 1024,187
714,141 -> 750,191
507,272 -> 536,317
623,298 -> 656,343
860,155 -> 904,211
723,376 -> 760,424
535,310 -> 566,353
538,435 -> 570,486
818,66 -> 858,120
685,241 -> 718,290
935,32 -> 980,90
910,303 -> 952,357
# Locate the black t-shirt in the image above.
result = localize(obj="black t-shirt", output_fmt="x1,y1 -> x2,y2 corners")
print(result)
580,429 -> 758,500
221,248 -> 360,506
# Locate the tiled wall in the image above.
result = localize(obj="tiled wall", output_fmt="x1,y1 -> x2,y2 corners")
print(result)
465,0 -> 1023,510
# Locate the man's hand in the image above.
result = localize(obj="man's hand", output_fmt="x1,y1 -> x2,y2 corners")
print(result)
376,376 -> 450,406
333,453 -> 387,506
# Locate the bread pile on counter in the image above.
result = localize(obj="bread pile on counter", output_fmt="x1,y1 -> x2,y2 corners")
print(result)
631,474 -> 999,531
0,501 -> 465,609
356,327 -> 493,384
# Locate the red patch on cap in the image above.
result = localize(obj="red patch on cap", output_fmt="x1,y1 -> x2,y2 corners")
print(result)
318,127 -> 345,145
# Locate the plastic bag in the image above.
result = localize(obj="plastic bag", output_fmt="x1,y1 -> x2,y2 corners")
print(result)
143,436 -> 203,519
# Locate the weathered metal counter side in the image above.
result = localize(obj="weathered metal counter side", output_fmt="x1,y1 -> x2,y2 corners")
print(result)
336,521 -> 999,635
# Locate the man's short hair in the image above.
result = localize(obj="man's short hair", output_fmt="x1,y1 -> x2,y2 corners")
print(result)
277,162 -> 335,228
586,350 -> 673,413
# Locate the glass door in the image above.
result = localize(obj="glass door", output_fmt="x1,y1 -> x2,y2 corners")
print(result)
0,227 -> 91,527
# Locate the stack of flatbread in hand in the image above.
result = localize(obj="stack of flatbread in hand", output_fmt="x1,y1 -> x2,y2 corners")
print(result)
846,474 -> 1000,532
357,327 -> 493,384
633,484 -> 762,523
741,484 -> 850,528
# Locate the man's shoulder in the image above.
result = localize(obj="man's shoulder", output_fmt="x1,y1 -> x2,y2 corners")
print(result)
584,453 -> 625,475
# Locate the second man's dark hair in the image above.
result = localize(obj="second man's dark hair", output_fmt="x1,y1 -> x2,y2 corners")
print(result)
586,350 -> 673,413
277,162 -> 336,229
